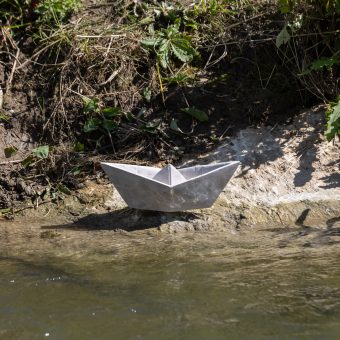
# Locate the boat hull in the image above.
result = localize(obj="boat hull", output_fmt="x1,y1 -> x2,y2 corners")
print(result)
101,162 -> 240,212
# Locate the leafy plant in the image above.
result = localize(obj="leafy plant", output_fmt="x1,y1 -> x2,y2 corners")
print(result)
300,57 -> 340,75
81,98 -> 125,150
141,21 -> 198,69
83,99 -> 121,134
181,107 -> 209,122
0,0 -> 80,27
34,0 -> 81,24
32,145 -> 49,158
325,97 -> 340,141
22,145 -> 50,167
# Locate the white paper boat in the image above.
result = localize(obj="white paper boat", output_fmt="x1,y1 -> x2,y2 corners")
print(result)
101,161 -> 240,212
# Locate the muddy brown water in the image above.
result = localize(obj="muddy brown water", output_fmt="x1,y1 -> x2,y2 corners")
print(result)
1,218 -> 340,339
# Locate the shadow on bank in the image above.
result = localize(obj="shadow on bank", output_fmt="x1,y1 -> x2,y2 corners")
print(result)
42,208 -> 201,232
266,209 -> 340,248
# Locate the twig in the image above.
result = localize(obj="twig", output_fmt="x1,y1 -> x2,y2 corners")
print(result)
6,48 -> 20,94
76,34 -> 127,39
156,63 -> 165,105
219,125 -> 232,140
0,85 -> 3,109
16,41 -> 60,71
0,159 -> 23,166
99,68 -> 121,86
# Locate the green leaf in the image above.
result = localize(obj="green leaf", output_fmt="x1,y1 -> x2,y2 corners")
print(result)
141,121 -> 161,134
101,119 -> 117,132
71,165 -> 82,176
300,57 -> 340,75
158,50 -> 171,69
126,112 -> 136,122
4,146 -> 18,158
325,100 -> 340,141
171,38 -> 196,63
83,98 -> 99,114
170,119 -> 184,134
32,145 -> 49,159
84,118 -> 100,132
22,155 -> 34,168
141,38 -> 160,47
181,107 -> 209,122
143,87 -> 152,102
57,184 -> 71,195
336,0 -> 340,12
0,113 -> 10,122
278,0 -> 291,13
165,73 -> 190,85
276,26 -> 290,48
74,141 -> 84,152
0,208 -> 11,215
139,16 -> 154,25
310,57 -> 339,71
102,107 -> 121,118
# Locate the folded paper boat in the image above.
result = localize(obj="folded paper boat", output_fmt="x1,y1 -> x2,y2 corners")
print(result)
101,161 -> 240,212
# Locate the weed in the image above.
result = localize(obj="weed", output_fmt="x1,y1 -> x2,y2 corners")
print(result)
22,145 -> 50,167
34,0 -> 81,24
276,0 -> 340,100
141,21 -> 198,70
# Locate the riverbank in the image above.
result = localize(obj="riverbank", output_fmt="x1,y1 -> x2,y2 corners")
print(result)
1,106 -> 339,236
2,0 -> 339,214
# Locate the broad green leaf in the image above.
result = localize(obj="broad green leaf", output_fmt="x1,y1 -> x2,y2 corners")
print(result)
336,0 -> 340,12
84,117 -> 101,132
310,57 -> 339,70
102,107 -> 121,118
101,119 -> 117,132
141,38 -> 160,47
158,50 -> 171,68
276,26 -> 290,48
171,39 -> 196,63
32,145 -> 49,159
159,39 -> 170,53
300,57 -> 339,75
4,146 -> 18,158
83,98 -> 99,114
181,107 -> 209,122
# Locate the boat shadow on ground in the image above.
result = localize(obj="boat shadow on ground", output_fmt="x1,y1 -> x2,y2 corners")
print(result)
42,208 -> 201,232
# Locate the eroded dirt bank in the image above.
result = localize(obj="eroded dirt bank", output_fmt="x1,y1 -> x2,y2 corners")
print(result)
1,106 -> 339,242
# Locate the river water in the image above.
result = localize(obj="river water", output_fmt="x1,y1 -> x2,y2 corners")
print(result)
1,220 -> 340,339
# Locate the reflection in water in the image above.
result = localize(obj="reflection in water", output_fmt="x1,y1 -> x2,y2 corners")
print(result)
0,225 -> 340,339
